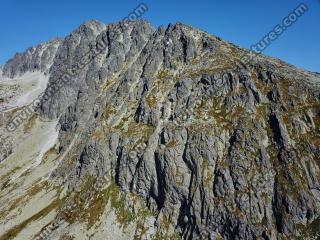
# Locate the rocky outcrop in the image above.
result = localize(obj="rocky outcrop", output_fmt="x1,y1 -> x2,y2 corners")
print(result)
2,39 -> 61,78
2,20 -> 320,239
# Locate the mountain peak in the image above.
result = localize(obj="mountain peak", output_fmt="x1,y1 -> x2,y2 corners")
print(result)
0,19 -> 320,240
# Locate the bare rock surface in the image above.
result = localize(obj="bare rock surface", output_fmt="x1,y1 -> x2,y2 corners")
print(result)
0,20 -> 320,240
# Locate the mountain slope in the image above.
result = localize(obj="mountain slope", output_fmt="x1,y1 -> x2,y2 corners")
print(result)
0,20 -> 320,240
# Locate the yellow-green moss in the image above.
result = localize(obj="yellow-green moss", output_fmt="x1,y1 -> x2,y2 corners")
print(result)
146,95 -> 158,108
296,217 -> 320,240
23,114 -> 37,133
103,182 -> 135,227
0,198 -> 62,240
165,140 -> 179,148
101,105 -> 116,121
157,69 -> 171,80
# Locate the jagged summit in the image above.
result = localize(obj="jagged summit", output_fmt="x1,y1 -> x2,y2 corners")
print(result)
0,20 -> 319,240
2,38 -> 61,78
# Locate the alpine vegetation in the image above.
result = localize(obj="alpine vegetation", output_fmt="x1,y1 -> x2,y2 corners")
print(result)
0,19 -> 320,240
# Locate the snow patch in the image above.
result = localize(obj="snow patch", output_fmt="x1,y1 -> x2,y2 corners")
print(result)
34,121 -> 59,166
0,71 -> 49,111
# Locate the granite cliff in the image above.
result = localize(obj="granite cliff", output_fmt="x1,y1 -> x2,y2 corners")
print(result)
0,20 -> 320,240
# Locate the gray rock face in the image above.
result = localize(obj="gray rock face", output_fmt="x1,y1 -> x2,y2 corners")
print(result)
4,20 -> 320,239
0,135 -> 12,163
2,39 -> 61,78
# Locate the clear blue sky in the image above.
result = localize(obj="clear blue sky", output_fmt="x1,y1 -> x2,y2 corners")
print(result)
0,0 -> 319,72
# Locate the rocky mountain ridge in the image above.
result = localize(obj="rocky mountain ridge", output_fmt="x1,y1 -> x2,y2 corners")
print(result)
2,39 -> 61,79
0,19 -> 320,240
